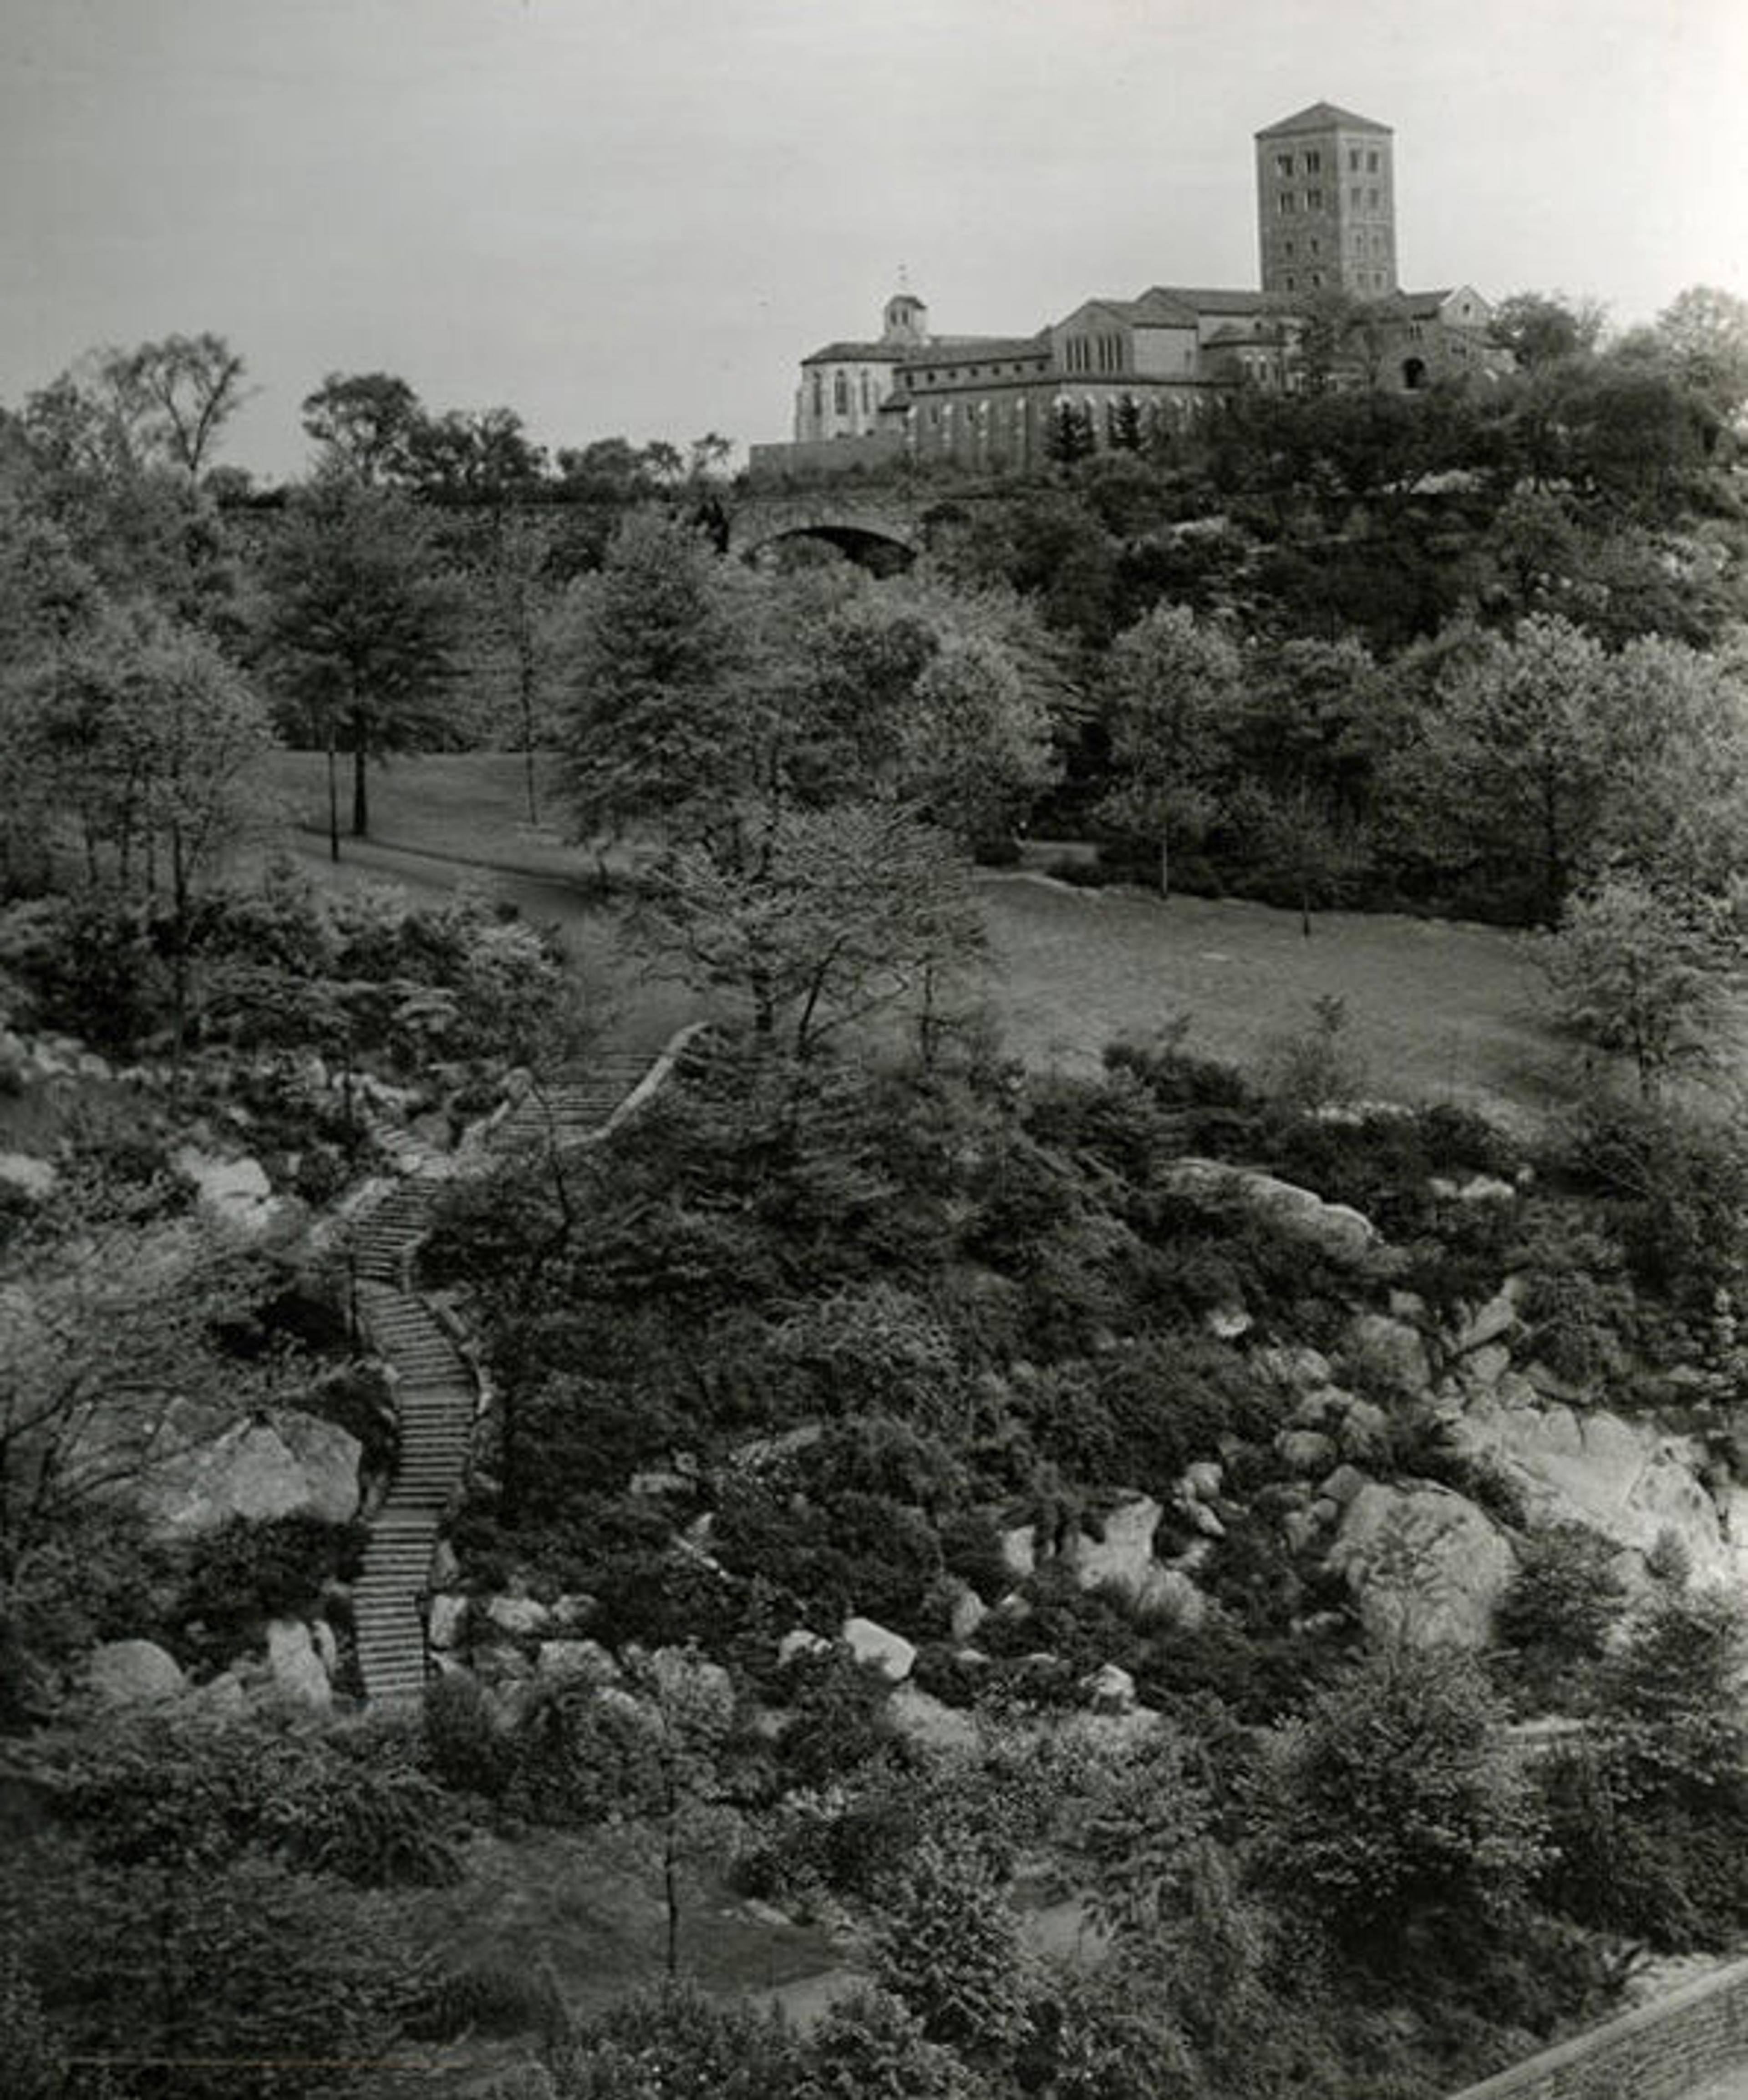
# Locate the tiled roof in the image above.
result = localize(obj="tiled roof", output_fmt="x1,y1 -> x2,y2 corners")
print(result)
801,340 -> 910,365
1256,101 -> 1391,138
902,332 -> 1052,365
1144,285 -> 1296,316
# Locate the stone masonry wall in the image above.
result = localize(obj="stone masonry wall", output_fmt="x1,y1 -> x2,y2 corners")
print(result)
1447,1959 -> 1748,2100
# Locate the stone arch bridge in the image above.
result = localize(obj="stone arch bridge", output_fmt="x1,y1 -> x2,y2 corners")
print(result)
725,486 -> 956,570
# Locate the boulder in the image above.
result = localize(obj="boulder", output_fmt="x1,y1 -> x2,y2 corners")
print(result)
427,1594 -> 468,1650
310,1619 -> 339,1680
1250,1344 -> 1333,1392
171,1148 -> 283,1238
1335,1398 -> 1391,1462
183,1670 -> 248,1719
482,1594 -> 551,1639
265,1619 -> 331,1709
548,1593 -> 600,1631
1453,1390 -> 1738,1580
1133,1564 -> 1208,1631
132,1403 -> 361,1537
1204,1303 -> 1252,1341
1453,1277 -> 1526,1356
1181,1461 -> 1224,1503
1342,1313 -> 1430,1395
1276,1430 -> 1338,1476
536,1639 -> 620,1684
999,1524 -> 1037,1581
85,1639 -> 186,1708
1327,1483 -> 1516,1649
943,1578 -> 988,1643
0,1152 -> 56,1200
841,1616 -> 917,1683
1461,1343 -> 1513,1392
889,1683 -> 980,1753
778,1628 -> 833,1666
1164,1160 -> 1377,1264
1080,1662 -> 1137,1714
1070,1496 -> 1163,1601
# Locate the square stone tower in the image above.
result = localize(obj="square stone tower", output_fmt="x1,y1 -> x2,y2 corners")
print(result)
1255,102 -> 1397,299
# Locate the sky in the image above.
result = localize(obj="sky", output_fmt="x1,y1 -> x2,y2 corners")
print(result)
2,0 -> 1745,481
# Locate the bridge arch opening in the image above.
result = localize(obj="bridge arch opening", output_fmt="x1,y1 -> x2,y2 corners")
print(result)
743,524 -> 917,575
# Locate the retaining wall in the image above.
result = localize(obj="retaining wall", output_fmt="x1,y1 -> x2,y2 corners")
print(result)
1447,1958 -> 1748,2100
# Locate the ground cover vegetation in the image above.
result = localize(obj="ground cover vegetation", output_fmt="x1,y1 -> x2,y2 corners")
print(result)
2,295 -> 1748,2093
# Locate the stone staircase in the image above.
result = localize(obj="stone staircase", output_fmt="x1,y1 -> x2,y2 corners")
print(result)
347,1042 -> 686,1707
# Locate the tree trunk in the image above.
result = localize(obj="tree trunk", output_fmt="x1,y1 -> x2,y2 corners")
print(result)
519,657 -> 540,825
325,721 -> 341,863
351,714 -> 370,838
1159,830 -> 1171,899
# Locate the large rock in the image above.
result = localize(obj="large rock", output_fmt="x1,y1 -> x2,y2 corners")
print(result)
266,1619 -> 331,1709
1327,1482 -> 1517,1649
1342,1313 -> 1431,1395
132,1403 -> 361,1537
0,1152 -> 57,1200
85,1639 -> 186,1708
171,1149 -> 286,1239
427,1594 -> 468,1650
841,1616 -> 917,1682
482,1594 -> 551,1639
1453,1388 -> 1738,1580
1165,1160 -> 1377,1264
1070,1496 -> 1162,1601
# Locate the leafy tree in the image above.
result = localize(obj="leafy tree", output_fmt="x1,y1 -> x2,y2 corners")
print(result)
103,333 -> 250,478
1490,291 -> 1608,370
634,801 -> 983,1061
1098,602 -> 1240,894
404,405 -> 546,502
798,1988 -> 986,2100
551,511 -> 763,853
258,479 -> 457,854
1652,284 -> 1748,421
1258,1644 -> 1545,1965
871,1832 -> 1035,2065
1394,612 -> 1613,923
1540,875 -> 1736,1098
541,1978 -> 803,2100
299,371 -> 425,486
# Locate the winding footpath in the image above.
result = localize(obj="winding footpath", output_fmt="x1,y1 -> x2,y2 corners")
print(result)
348,1045 -> 681,1706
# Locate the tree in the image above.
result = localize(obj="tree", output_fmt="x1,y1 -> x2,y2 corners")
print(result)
300,370 -> 426,486
551,511 -> 764,855
1399,612 -> 1614,923
635,801 -> 983,1061
1258,1645 -> 1545,1964
1541,876 -> 1736,1100
1098,602 -> 1240,895
1653,284 -> 1748,421
259,480 -> 457,854
404,405 -> 546,501
1491,291 -> 1608,370
871,1833 -> 1035,2065
105,333 -> 250,478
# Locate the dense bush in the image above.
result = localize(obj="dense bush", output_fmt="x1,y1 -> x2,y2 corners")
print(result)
176,1514 -> 365,1665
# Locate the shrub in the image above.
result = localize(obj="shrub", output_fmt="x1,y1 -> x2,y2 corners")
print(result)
176,1514 -> 365,1665
872,1833 -> 1036,2064
424,1669 -> 515,1799
1257,1646 -> 1546,1966
543,1978 -> 804,2100
1493,1524 -> 1627,1712
797,1987 -> 987,2100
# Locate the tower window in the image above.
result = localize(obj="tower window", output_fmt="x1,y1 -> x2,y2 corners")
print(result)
1283,238 -> 1295,257
1367,150 -> 1380,172
1275,152 -> 1293,177
1307,188 -> 1323,210
1310,237 -> 1321,255
1277,190 -> 1296,213
1351,185 -> 1362,210
1368,187 -> 1380,209
1303,149 -> 1321,172
1348,147 -> 1361,171
1285,274 -> 1296,291
833,373 -> 849,415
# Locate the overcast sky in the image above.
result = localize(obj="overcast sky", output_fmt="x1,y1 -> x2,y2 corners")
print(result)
3,0 -> 1745,479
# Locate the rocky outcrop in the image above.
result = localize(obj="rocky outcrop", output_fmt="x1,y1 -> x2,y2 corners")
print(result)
1164,1160 -> 1377,1264
132,1402 -> 361,1537
1326,1481 -> 1517,1649
0,1152 -> 57,1200
1452,1381 -> 1742,1580
171,1148 -> 288,1239
84,1639 -> 186,1707
841,1616 -> 917,1682
266,1618 -> 332,1710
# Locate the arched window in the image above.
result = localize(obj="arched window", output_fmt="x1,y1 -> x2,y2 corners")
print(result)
833,372 -> 849,416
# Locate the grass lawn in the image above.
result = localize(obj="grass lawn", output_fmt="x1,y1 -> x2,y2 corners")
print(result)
262,751 -> 1581,1121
